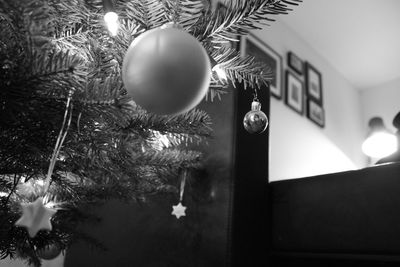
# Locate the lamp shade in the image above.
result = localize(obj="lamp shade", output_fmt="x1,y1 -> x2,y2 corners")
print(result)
362,117 -> 398,158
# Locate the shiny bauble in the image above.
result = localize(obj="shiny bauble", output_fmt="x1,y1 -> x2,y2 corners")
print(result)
122,23 -> 211,115
243,100 -> 268,134
36,243 -> 62,260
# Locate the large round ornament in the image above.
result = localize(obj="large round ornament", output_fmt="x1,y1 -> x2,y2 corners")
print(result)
243,100 -> 268,134
36,243 -> 62,260
122,23 -> 211,115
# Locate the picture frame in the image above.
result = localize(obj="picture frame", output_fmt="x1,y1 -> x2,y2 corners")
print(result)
305,62 -> 323,104
307,99 -> 325,127
287,52 -> 304,75
240,34 -> 283,99
285,70 -> 304,114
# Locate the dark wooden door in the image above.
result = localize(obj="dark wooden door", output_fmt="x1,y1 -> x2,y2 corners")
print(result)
230,83 -> 270,266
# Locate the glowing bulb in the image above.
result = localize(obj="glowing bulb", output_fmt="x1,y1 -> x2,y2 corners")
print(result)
36,180 -> 45,187
212,64 -> 227,81
58,154 -> 66,161
362,132 -> 398,158
45,201 -> 56,208
104,12 -> 119,36
158,134 -> 170,149
149,130 -> 171,150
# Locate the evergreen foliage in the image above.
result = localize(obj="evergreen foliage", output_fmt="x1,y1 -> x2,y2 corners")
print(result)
0,0 -> 300,265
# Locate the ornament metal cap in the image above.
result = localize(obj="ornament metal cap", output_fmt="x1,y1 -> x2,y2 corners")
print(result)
251,100 -> 262,111
161,22 -> 183,30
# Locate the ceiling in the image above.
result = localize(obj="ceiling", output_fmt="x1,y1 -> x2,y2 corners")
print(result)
279,0 -> 400,90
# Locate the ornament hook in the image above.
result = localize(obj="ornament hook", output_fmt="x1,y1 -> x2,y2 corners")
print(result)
253,89 -> 259,102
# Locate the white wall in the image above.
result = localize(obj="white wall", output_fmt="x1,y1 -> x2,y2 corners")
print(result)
250,21 -> 367,181
361,78 -> 400,133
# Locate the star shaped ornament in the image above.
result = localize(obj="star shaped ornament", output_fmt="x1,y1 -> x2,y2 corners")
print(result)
171,202 -> 186,219
15,197 -> 57,238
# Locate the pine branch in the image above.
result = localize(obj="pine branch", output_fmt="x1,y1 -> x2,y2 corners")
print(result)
112,19 -> 145,62
80,75 -> 122,104
0,0 -> 303,263
195,0 -> 302,43
210,46 -> 273,90
47,0 -> 96,31
131,148 -> 203,169
2,50 -> 86,105
50,25 -> 94,62
123,108 -> 213,140
0,177 -> 14,193
27,50 -> 84,83
163,0 -> 204,30
117,0 -> 168,30
206,84 -> 229,102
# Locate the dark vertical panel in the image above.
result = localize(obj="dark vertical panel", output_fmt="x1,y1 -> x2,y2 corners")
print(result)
65,90 -> 236,267
231,83 -> 270,266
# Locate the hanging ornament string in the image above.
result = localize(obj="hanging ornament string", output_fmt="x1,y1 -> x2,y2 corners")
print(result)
179,169 -> 187,203
171,170 -> 188,219
77,111 -> 82,134
15,91 -> 73,238
253,87 -> 259,102
43,90 -> 74,195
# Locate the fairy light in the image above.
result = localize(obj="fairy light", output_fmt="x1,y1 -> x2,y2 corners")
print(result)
45,201 -> 57,209
36,180 -> 45,187
158,133 -> 171,149
103,0 -> 119,36
209,55 -> 227,81
212,64 -> 227,81
104,12 -> 119,36
149,130 -> 171,151
58,154 -> 66,161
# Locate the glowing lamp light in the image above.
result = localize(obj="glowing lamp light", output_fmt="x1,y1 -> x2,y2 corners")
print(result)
362,132 -> 397,158
362,117 -> 398,158
212,64 -> 227,81
104,11 -> 119,36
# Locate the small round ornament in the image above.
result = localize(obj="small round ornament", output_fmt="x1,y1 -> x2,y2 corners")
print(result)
36,243 -> 62,260
243,100 -> 268,134
122,23 -> 211,115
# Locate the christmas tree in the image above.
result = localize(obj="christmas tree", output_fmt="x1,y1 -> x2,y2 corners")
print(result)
0,0 -> 300,265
